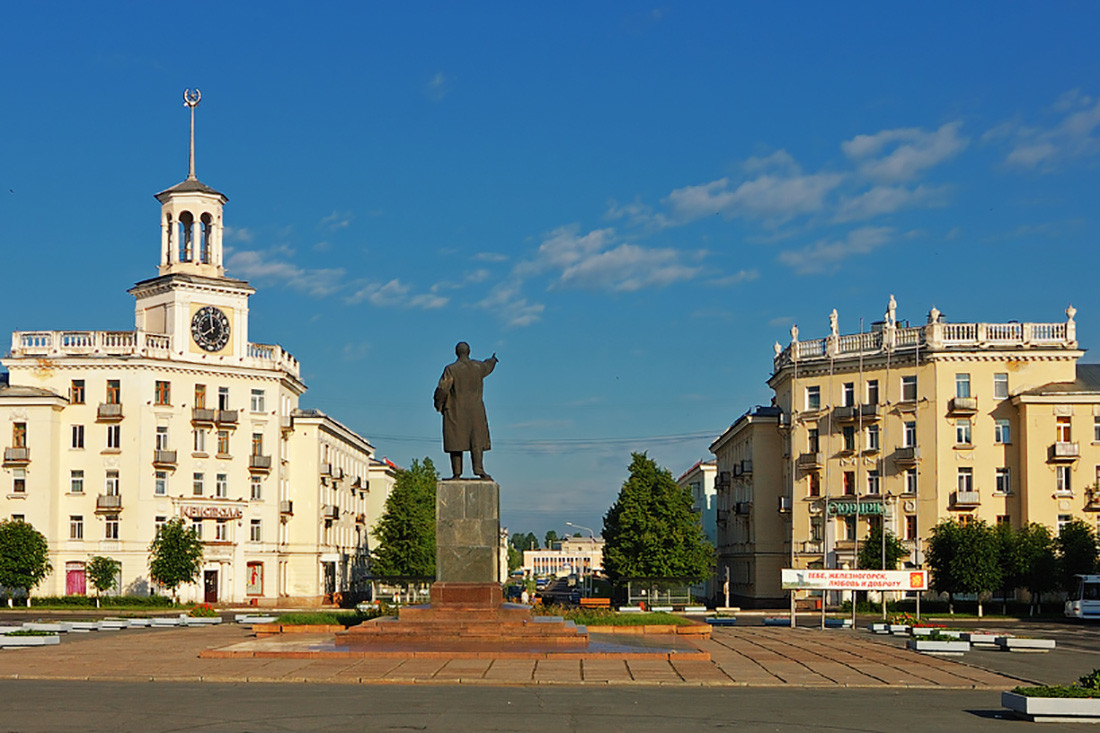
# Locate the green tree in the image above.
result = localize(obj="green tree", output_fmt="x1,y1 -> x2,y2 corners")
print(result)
993,522 -> 1024,614
601,453 -> 714,583
148,518 -> 204,602
1017,522 -> 1059,615
0,520 -> 52,607
371,457 -> 438,578
927,519 -> 1002,615
1057,518 -> 1099,592
926,519 -> 962,613
86,555 -> 120,608
509,532 -> 538,552
857,523 -> 909,570
544,530 -> 559,550
507,545 -> 523,573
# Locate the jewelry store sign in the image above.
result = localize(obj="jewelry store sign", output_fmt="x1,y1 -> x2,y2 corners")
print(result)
181,505 -> 243,520
782,569 -> 928,591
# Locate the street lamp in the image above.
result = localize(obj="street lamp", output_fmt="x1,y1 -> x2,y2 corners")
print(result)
565,522 -> 597,596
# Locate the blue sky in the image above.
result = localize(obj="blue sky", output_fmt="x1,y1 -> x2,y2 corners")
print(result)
3,3 -> 1100,541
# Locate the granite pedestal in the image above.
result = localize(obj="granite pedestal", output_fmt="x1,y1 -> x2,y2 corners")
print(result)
341,479 -> 588,650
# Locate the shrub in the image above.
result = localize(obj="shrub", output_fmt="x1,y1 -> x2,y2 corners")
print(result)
30,595 -> 175,608
1013,668 -> 1100,698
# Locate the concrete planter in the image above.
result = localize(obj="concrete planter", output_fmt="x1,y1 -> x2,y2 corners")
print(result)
182,616 -> 222,626
824,618 -> 852,628
98,619 -> 128,630
707,617 -> 738,626
126,618 -> 152,628
961,632 -> 999,647
997,637 -> 1056,652
1002,691 -> 1100,722
889,624 -> 910,634
906,638 -> 970,654
151,616 -> 185,627
236,615 -> 278,625
2,634 -> 61,647
868,623 -> 890,634
69,622 -> 99,632
21,622 -> 70,633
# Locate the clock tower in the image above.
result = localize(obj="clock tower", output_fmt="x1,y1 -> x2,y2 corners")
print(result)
129,90 -> 254,361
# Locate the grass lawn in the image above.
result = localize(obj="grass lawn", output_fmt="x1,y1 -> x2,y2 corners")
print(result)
275,609 -> 392,627
533,606 -> 692,627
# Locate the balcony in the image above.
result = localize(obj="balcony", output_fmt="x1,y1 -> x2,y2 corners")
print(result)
279,500 -> 293,515
953,490 -> 981,508
322,504 -> 339,520
280,416 -> 293,433
740,459 -> 753,476
948,397 -> 978,415
797,452 -> 823,469
715,471 -> 731,489
320,462 -> 333,477
1085,492 -> 1100,512
191,407 -> 216,425
96,494 -> 123,512
97,403 -> 123,421
215,410 -> 238,426
1049,442 -> 1080,462
152,450 -> 177,468
3,447 -> 30,466
801,540 -> 824,554
734,501 -> 751,515
893,446 -> 918,465
834,404 -> 880,423
249,454 -> 272,472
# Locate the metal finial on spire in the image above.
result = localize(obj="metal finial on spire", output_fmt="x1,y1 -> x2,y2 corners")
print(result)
183,89 -> 202,180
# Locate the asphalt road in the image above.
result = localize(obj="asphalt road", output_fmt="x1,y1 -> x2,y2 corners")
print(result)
0,680 -> 1084,732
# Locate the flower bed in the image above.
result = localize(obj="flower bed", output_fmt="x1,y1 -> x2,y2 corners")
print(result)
1004,670 -> 1100,722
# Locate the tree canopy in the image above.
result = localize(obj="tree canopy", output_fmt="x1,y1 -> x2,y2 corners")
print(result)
927,518 -> 1002,615
86,555 -> 120,606
148,518 -> 204,599
0,520 -> 52,600
601,453 -> 714,583
1057,518 -> 1099,592
371,457 -> 438,578
857,524 -> 909,570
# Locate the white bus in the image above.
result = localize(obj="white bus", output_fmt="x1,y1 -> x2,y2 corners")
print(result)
1065,574 -> 1100,619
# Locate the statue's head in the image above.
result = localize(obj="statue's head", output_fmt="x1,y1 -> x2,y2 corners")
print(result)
455,341 -> 471,358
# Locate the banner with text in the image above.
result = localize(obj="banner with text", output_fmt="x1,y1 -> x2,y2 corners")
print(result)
781,569 -> 928,591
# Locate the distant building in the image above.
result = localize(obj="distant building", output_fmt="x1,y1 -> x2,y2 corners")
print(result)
522,536 -> 604,578
0,99 -> 394,605
713,297 -> 1097,606
677,459 -> 718,599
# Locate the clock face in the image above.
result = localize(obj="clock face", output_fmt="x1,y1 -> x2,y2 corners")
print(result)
191,306 -> 230,352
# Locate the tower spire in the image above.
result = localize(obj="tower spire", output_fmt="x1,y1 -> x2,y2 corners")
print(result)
183,89 -> 201,181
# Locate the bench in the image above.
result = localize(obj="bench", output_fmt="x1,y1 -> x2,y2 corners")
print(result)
578,597 -> 611,608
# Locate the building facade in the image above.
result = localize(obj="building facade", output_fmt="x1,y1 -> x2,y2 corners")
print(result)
0,103 -> 394,605
522,537 -> 605,578
713,296 -> 1097,605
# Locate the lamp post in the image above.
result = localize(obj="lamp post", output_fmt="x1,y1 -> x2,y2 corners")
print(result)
566,522 -> 597,597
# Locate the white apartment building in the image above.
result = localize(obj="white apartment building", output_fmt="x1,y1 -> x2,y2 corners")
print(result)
0,101 -> 394,605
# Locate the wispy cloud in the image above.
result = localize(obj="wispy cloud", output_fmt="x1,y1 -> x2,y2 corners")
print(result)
226,248 -> 345,297
319,210 -> 353,230
222,226 -> 254,243
996,90 -> 1100,170
666,169 -> 843,223
834,184 -> 944,222
842,122 -> 968,181
426,72 -> 450,101
777,226 -> 893,275
707,269 -> 759,287
345,279 -> 448,310
474,252 -> 509,262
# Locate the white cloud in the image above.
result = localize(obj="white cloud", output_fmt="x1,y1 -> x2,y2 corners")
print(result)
557,242 -> 700,292
319,211 -> 353,230
474,252 -> 509,262
999,92 -> 1100,169
834,184 -> 943,222
225,249 -> 345,297
345,279 -> 448,309
777,226 -> 893,275
707,269 -> 759,287
426,72 -> 450,101
222,226 -> 253,243
842,122 -> 968,181
666,171 -> 843,222
476,280 -> 545,328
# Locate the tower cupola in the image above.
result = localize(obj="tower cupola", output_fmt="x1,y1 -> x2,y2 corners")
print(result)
154,89 -> 228,278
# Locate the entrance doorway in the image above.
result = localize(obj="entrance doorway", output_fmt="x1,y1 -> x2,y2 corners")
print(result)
203,570 -> 218,603
66,562 -> 86,596
322,562 -> 336,596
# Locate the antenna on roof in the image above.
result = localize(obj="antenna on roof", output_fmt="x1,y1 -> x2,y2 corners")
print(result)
183,89 -> 202,181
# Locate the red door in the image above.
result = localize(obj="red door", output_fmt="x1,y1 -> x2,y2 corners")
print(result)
66,564 -> 86,595
203,570 -> 218,603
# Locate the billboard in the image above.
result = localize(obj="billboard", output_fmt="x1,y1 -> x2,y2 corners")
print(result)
781,568 -> 928,591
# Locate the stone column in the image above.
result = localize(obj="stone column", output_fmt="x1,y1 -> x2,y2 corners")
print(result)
432,480 -> 501,608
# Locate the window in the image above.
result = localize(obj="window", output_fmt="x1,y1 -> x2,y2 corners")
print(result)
842,382 -> 855,407
215,519 -> 228,541
842,426 -> 856,452
807,427 -> 820,453
995,468 -> 1011,495
905,468 -> 918,494
957,467 -> 973,493
70,379 -> 85,404
955,373 -> 971,399
70,515 -> 83,540
251,433 -> 263,457
70,470 -> 84,494
106,379 -> 120,405
997,514 -> 1010,526
12,422 -> 26,448
866,424 -> 880,451
844,516 -> 857,540
955,419 -> 972,445
1095,416 -> 1100,443
218,387 -> 230,410
155,471 -> 167,496
193,472 -> 204,496
192,518 -> 203,540
193,429 -> 206,453
217,430 -> 230,455
250,477 -> 262,500
867,470 -> 880,494
901,375 -> 917,401
843,471 -> 855,495
905,514 -> 917,541
154,515 -> 167,535
106,424 -> 121,450
866,380 -> 879,406
12,469 -> 26,493
155,426 -> 169,451
250,519 -> 262,543
195,384 -> 207,409
805,386 -> 821,411
1058,514 -> 1072,533
810,517 -> 823,542
903,421 -> 917,448
71,424 -> 85,449
808,473 -> 820,497
105,470 -> 119,496
1057,416 -> 1072,443
993,373 -> 1009,399
995,419 -> 1011,444
105,514 -> 119,540
216,473 -> 228,498
250,389 -> 265,413
154,380 -> 171,406
1056,465 -> 1072,494
10,514 -> 23,523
